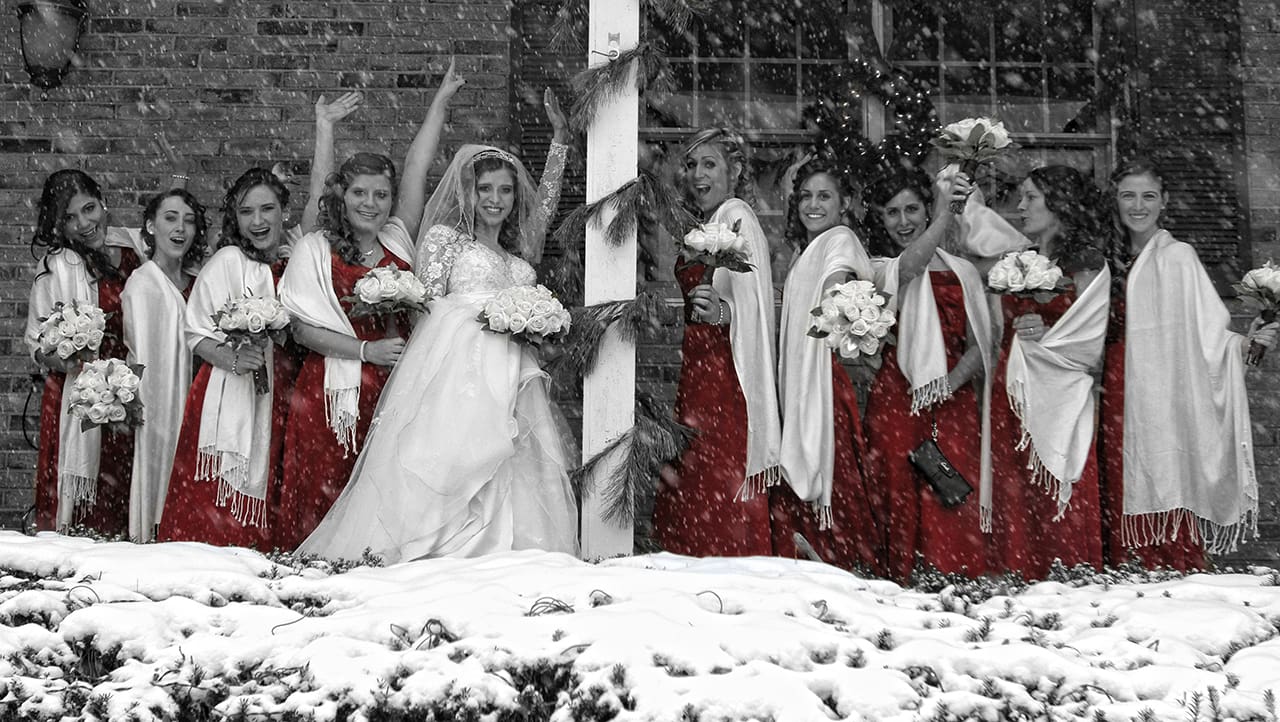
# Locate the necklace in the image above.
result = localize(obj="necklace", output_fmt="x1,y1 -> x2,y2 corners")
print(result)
360,245 -> 379,259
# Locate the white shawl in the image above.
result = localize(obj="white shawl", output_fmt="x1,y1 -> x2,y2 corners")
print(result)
875,250 -> 996,529
709,198 -> 783,495
778,225 -> 874,527
1122,230 -> 1257,553
187,245 -> 278,527
1005,265 -> 1110,517
122,260 -> 191,542
24,227 -> 146,529
278,219 -> 413,453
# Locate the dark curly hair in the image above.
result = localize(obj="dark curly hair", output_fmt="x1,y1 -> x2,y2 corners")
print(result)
680,127 -> 755,218
31,169 -> 120,282
317,152 -> 398,266
1024,165 -> 1106,273
218,167 -> 291,264
471,154 -> 523,256
141,188 -> 209,273
863,169 -> 934,259
783,158 -> 859,252
1105,157 -> 1167,282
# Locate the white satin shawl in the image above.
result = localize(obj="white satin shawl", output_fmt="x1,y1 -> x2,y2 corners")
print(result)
709,198 -> 783,492
778,225 -> 874,526
1005,265 -> 1110,517
1122,230 -> 1257,554
278,219 -> 413,453
187,246 -> 278,527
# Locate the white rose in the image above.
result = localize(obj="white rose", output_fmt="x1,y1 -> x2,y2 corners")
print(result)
858,334 -> 881,355
356,277 -> 382,304
1023,269 -> 1047,289
859,305 -> 880,323
508,312 -> 528,334
1017,250 -> 1041,268
526,315 -> 549,335
57,320 -> 77,339
71,332 -> 90,350
514,300 -> 534,315
982,120 -> 1012,148
531,299 -> 554,316
1043,266 -> 1064,287
988,263 -> 1011,291
107,404 -> 127,423
57,340 -> 77,359
838,335 -> 860,358
76,387 -> 99,405
377,275 -> 399,300
488,312 -> 510,333
87,330 -> 104,350
116,388 -> 135,403
944,117 -> 980,141
871,320 -> 891,338
87,404 -> 110,425
849,318 -> 870,336
1263,266 -> 1280,294
99,389 -> 116,405
683,229 -> 708,253
245,312 -> 266,334
1006,268 -> 1026,292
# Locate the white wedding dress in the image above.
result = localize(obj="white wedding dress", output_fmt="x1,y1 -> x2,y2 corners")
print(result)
297,225 -> 580,564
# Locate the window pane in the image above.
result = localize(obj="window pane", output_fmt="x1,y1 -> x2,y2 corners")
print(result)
800,1 -> 847,59
942,65 -> 990,121
995,67 -> 1044,132
748,5 -> 797,58
698,62 -> 748,126
750,63 -> 799,127
888,5 -> 939,61
995,2 -> 1045,62
698,15 -> 745,57
645,61 -> 696,129
1044,0 -> 1092,63
940,9 -> 989,64
1048,68 -> 1095,131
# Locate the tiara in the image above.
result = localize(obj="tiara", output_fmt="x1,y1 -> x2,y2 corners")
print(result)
472,148 -> 518,166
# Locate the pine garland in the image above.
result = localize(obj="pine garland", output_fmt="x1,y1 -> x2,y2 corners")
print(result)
550,290 -> 672,379
549,0 -> 705,53
569,42 -> 674,134
570,391 -> 696,525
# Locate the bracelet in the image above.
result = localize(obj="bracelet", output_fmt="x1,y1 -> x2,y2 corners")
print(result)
231,352 -> 239,375
715,301 -> 726,325
170,173 -> 189,181
359,340 -> 368,363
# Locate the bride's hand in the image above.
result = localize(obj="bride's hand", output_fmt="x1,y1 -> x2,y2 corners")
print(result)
363,337 -> 405,367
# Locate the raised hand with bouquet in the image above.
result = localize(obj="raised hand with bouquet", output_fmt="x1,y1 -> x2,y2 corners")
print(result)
1234,261 -> 1280,365
932,117 -> 1015,213
213,295 -> 290,394
678,221 -> 754,325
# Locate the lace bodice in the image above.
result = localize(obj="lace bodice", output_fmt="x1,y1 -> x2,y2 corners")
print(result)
416,225 -> 535,298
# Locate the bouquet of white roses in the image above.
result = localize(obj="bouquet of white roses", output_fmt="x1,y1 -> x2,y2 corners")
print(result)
932,117 -> 1015,212
807,279 -> 897,365
1234,260 -> 1280,365
678,219 -> 754,282
37,299 -> 107,365
987,250 -> 1072,303
67,358 -> 144,433
212,295 -> 290,394
478,284 -> 572,348
344,266 -> 429,337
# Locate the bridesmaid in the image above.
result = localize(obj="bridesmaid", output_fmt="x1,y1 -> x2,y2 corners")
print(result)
861,169 -> 993,583
653,127 -> 782,557
981,166 -> 1108,579
1099,159 -> 1270,570
24,170 -> 147,534
769,158 -> 881,571
121,189 -> 208,542
276,63 -> 468,549
158,168 -> 295,550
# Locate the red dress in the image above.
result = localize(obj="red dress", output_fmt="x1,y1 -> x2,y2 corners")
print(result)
769,356 -> 884,574
652,261 -> 773,556
863,270 -> 991,583
276,252 -> 411,550
988,292 -> 1102,579
34,248 -> 140,534
158,261 -> 299,551
1098,294 -> 1206,571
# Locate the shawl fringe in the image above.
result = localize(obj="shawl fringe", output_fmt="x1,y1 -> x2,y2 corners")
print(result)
812,502 -> 834,531
735,466 -> 782,502
60,472 -> 97,509
197,445 -> 267,528
1121,508 -> 1258,556
909,376 -> 951,415
324,386 -> 360,455
1006,381 -> 1071,520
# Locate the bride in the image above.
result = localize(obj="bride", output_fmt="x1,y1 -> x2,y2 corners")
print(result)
298,139 -> 579,564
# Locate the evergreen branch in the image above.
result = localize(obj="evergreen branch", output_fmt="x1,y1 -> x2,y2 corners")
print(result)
548,0 -> 588,54
548,290 -> 668,379
643,0 -> 713,33
570,42 -> 673,134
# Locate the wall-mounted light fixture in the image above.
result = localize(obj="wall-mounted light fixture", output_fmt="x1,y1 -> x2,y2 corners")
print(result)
16,0 -> 88,90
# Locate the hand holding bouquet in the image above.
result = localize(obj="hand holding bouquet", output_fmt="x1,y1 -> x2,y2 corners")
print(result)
68,358 -> 144,433
478,284 -> 571,348
932,117 -> 1015,213
1234,261 -> 1280,365
987,250 -> 1072,303
344,266 -> 429,337
37,300 -> 107,367
807,279 -> 897,367
678,220 -> 754,283
213,295 -> 290,394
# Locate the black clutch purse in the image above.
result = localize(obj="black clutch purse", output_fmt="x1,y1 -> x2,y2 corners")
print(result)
908,417 -> 973,508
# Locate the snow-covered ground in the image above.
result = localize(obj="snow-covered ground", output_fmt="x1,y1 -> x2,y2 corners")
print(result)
1,532 -> 1279,721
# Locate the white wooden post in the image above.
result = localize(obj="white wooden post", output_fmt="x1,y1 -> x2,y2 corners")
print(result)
580,0 -> 640,559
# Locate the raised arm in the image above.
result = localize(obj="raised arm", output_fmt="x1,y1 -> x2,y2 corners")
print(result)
154,133 -> 192,191
521,88 -> 571,265
300,92 -> 363,235
397,58 -> 467,242
896,173 -> 972,287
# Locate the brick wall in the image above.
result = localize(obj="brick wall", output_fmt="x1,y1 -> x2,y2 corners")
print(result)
0,0 -> 515,528
1235,0 -> 1280,567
